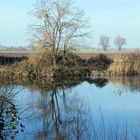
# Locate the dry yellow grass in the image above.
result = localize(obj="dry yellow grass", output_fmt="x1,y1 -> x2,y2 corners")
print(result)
107,53 -> 140,76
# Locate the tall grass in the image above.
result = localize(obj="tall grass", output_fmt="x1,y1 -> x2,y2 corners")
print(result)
105,53 -> 140,76
86,52 -> 140,77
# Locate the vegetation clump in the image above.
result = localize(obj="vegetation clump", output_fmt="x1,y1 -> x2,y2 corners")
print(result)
87,54 -> 113,71
108,53 -> 140,76
15,48 -> 88,79
1,51 -> 140,79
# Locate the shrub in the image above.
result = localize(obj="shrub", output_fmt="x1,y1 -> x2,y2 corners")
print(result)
87,54 -> 113,71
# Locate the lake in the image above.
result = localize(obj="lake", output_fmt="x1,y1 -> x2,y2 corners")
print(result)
0,76 -> 140,140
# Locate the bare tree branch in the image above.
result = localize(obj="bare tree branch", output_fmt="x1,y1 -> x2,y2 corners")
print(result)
114,36 -> 127,51
30,0 -> 89,61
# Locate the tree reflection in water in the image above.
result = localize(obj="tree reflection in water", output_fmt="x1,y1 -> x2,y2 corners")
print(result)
110,76 -> 140,95
35,79 -> 92,140
32,78 -> 140,140
0,86 -> 24,140
1,77 -> 140,139
87,78 -> 109,88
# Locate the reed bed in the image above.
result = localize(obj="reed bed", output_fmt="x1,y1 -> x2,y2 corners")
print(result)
107,53 -> 140,76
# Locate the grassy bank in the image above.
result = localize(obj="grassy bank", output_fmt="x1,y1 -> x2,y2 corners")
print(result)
0,49 -> 140,79
0,48 -> 90,79
89,53 -> 140,76
107,53 -> 140,76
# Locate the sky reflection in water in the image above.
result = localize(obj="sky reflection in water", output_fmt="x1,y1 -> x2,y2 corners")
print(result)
1,77 -> 140,139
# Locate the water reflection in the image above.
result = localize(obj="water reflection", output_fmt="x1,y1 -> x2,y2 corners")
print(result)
0,76 -> 140,139
87,78 -> 109,88
1,76 -> 140,94
26,79 -> 92,140
110,76 -> 140,94
36,96 -> 91,140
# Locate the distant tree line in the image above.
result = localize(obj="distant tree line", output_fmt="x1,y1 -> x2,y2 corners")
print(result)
99,35 -> 127,51
0,45 -> 26,51
0,45 -> 36,51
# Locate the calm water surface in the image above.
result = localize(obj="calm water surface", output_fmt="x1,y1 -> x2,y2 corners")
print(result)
0,77 -> 140,140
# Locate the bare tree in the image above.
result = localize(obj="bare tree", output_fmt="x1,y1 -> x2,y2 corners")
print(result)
31,0 -> 89,64
114,36 -> 126,51
99,35 -> 110,51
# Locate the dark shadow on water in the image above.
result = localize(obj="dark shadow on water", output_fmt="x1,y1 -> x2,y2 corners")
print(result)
87,78 -> 109,88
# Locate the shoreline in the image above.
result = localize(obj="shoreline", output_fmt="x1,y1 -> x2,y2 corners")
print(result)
0,52 -> 140,79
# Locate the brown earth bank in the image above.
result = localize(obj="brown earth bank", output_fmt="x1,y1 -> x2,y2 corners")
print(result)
0,50 -> 140,79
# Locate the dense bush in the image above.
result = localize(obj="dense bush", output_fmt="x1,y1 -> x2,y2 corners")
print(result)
87,54 -> 113,71
18,49 -> 87,78
56,52 -> 86,67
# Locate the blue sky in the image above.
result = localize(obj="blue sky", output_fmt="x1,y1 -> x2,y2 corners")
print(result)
0,0 -> 140,48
